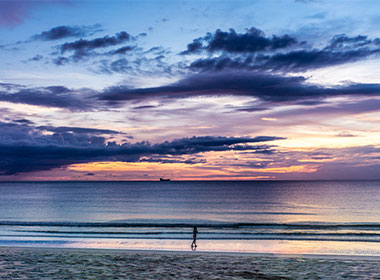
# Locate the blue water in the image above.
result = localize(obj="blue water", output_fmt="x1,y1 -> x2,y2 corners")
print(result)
0,181 -> 379,255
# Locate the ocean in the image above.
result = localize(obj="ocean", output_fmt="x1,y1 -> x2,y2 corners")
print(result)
0,180 -> 379,256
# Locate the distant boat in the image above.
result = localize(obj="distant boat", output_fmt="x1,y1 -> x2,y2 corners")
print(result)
160,178 -> 171,181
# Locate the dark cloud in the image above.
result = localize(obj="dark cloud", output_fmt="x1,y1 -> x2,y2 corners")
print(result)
188,33 -> 380,72
253,47 -> 380,72
37,126 -> 122,135
234,107 -> 269,112
61,32 -> 131,53
106,46 -> 136,55
189,47 -> 380,72
12,119 -> 34,125
0,83 -> 96,110
327,34 -> 372,49
99,71 -> 380,103
133,105 -> 157,110
58,31 -> 132,61
181,27 -> 297,55
0,121 -> 283,175
3,72 -> 380,110
32,25 -> 102,41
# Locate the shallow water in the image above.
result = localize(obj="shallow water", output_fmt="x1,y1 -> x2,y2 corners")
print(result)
0,181 -> 379,255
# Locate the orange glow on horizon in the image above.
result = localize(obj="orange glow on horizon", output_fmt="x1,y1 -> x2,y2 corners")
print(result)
67,160 -> 318,180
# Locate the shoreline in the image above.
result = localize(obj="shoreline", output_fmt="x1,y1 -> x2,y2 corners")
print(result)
2,245 -> 380,260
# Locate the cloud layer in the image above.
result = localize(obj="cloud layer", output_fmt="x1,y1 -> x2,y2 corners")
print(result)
3,70 -> 380,111
99,71 -> 380,103
0,121 -> 282,175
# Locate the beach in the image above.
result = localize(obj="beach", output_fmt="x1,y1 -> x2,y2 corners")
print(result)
1,181 -> 379,278
1,247 -> 379,279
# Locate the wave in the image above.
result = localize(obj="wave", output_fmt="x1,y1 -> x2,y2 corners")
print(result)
13,230 -> 380,237
2,221 -> 380,244
1,221 -> 380,230
1,234 -> 379,243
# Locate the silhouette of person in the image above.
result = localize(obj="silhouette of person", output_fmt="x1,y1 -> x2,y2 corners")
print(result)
191,226 -> 198,250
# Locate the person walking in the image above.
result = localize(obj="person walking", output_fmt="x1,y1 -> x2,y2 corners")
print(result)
191,226 -> 198,250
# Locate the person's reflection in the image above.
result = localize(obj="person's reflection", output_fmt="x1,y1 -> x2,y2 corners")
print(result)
191,226 -> 198,250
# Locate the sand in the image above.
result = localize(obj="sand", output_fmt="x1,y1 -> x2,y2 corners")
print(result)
0,247 -> 379,279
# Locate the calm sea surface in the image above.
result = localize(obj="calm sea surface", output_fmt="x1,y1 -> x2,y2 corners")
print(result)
0,181 -> 379,255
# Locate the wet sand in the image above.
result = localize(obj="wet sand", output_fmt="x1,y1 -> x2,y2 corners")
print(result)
0,247 -> 379,279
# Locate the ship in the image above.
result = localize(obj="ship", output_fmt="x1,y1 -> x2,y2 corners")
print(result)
160,178 -> 171,181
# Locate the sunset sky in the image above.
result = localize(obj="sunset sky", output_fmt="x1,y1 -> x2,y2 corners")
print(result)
1,0 -> 380,180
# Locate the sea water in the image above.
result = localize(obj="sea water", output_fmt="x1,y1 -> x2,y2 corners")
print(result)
0,181 -> 379,255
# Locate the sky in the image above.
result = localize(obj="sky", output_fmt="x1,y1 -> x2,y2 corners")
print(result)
1,0 -> 380,180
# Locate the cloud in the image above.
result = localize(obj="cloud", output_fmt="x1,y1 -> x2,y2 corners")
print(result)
58,31 -> 132,61
253,48 -> 380,72
12,119 -> 34,125
97,54 -> 176,76
52,56 -> 70,65
139,155 -> 206,165
99,71 -> 380,103
32,25 -> 102,41
336,131 -> 357,137
106,46 -> 136,55
27,54 -> 43,62
187,32 -> 380,72
0,121 -> 283,175
290,145 -> 380,180
3,71 -> 380,110
36,125 -> 122,135
181,27 -> 298,55
48,32 -> 137,65
190,47 -> 380,73
266,98 -> 380,119
0,83 -> 96,110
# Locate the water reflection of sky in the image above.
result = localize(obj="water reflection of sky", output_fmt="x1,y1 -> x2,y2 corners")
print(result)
0,236 -> 379,256
0,181 -> 379,224
1,181 -> 380,255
